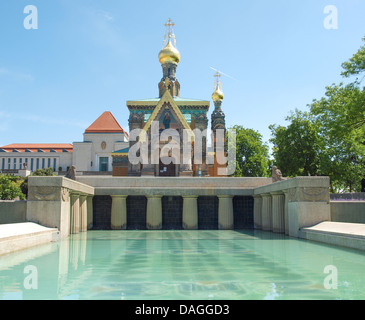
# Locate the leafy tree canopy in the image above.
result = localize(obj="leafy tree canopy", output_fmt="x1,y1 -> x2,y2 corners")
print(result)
230,125 -> 270,177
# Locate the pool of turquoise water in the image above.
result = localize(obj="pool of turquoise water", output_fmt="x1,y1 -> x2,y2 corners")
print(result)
1,230 -> 365,300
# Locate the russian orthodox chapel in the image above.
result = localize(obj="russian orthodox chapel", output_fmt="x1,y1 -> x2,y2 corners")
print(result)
112,19 -> 226,177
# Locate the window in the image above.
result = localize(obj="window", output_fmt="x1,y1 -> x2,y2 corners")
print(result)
31,158 -> 34,171
47,158 -> 51,168
1,158 -> 4,170
19,158 -> 23,169
42,158 -> 45,169
36,158 -> 39,170
99,157 -> 109,172
8,158 -> 11,169
13,158 -> 16,170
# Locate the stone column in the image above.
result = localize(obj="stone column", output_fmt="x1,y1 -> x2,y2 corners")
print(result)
146,195 -> 163,229
87,195 -> 93,230
261,193 -> 272,231
282,190 -> 289,235
271,191 -> 285,233
253,195 -> 262,229
70,193 -> 80,234
79,195 -> 88,232
111,195 -> 127,230
218,195 -> 234,230
182,195 -> 198,229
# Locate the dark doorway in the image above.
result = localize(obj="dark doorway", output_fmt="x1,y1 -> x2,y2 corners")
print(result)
162,196 -> 183,229
198,196 -> 218,229
233,196 -> 254,229
159,159 -> 176,176
127,196 -> 147,230
93,196 -> 112,230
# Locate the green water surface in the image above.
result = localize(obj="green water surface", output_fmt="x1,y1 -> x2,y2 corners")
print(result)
1,230 -> 365,300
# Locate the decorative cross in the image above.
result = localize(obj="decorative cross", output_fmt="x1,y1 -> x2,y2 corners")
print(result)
163,18 -> 176,46
214,71 -> 222,88
164,18 -> 175,35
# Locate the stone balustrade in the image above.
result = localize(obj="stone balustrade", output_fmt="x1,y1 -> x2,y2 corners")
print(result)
253,177 -> 330,237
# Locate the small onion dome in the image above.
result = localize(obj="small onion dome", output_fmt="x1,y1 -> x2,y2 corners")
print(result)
158,38 -> 181,65
212,85 -> 224,102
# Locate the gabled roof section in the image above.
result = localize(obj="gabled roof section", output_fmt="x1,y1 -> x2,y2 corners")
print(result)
139,91 -> 195,143
142,90 -> 192,133
85,111 -> 126,134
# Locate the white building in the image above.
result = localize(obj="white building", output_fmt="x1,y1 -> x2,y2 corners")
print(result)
73,111 -> 129,173
0,111 -> 129,175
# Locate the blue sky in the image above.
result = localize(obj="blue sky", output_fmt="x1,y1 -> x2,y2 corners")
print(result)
0,0 -> 364,150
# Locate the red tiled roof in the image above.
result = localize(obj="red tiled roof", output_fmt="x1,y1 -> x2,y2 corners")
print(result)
0,143 -> 73,153
85,111 -> 126,134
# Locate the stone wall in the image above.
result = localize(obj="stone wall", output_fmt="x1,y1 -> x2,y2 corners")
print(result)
331,201 -> 365,224
0,200 -> 27,224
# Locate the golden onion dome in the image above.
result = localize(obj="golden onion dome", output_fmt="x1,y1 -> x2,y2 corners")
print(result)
158,38 -> 181,65
212,84 -> 224,102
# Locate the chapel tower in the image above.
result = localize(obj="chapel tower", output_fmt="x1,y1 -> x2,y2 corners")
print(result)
158,19 -> 181,98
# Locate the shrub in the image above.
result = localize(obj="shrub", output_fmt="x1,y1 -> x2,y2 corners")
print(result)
0,174 -> 26,200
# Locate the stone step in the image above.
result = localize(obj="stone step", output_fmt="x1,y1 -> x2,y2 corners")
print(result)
0,222 -> 60,256
300,221 -> 365,251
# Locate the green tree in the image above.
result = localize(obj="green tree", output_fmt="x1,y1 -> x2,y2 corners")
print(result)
341,37 -> 365,78
309,83 -> 365,192
230,125 -> 270,177
309,37 -> 365,191
0,174 -> 26,200
269,109 -> 322,177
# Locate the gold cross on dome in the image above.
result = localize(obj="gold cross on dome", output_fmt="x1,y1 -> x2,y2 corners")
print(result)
164,18 -> 175,34
214,71 -> 222,88
163,18 -> 176,46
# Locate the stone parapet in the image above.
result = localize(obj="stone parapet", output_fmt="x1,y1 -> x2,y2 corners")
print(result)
77,176 -> 272,197
253,177 -> 330,238
27,176 -> 94,238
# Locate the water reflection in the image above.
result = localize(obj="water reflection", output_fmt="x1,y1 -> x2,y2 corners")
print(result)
1,230 -> 365,299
